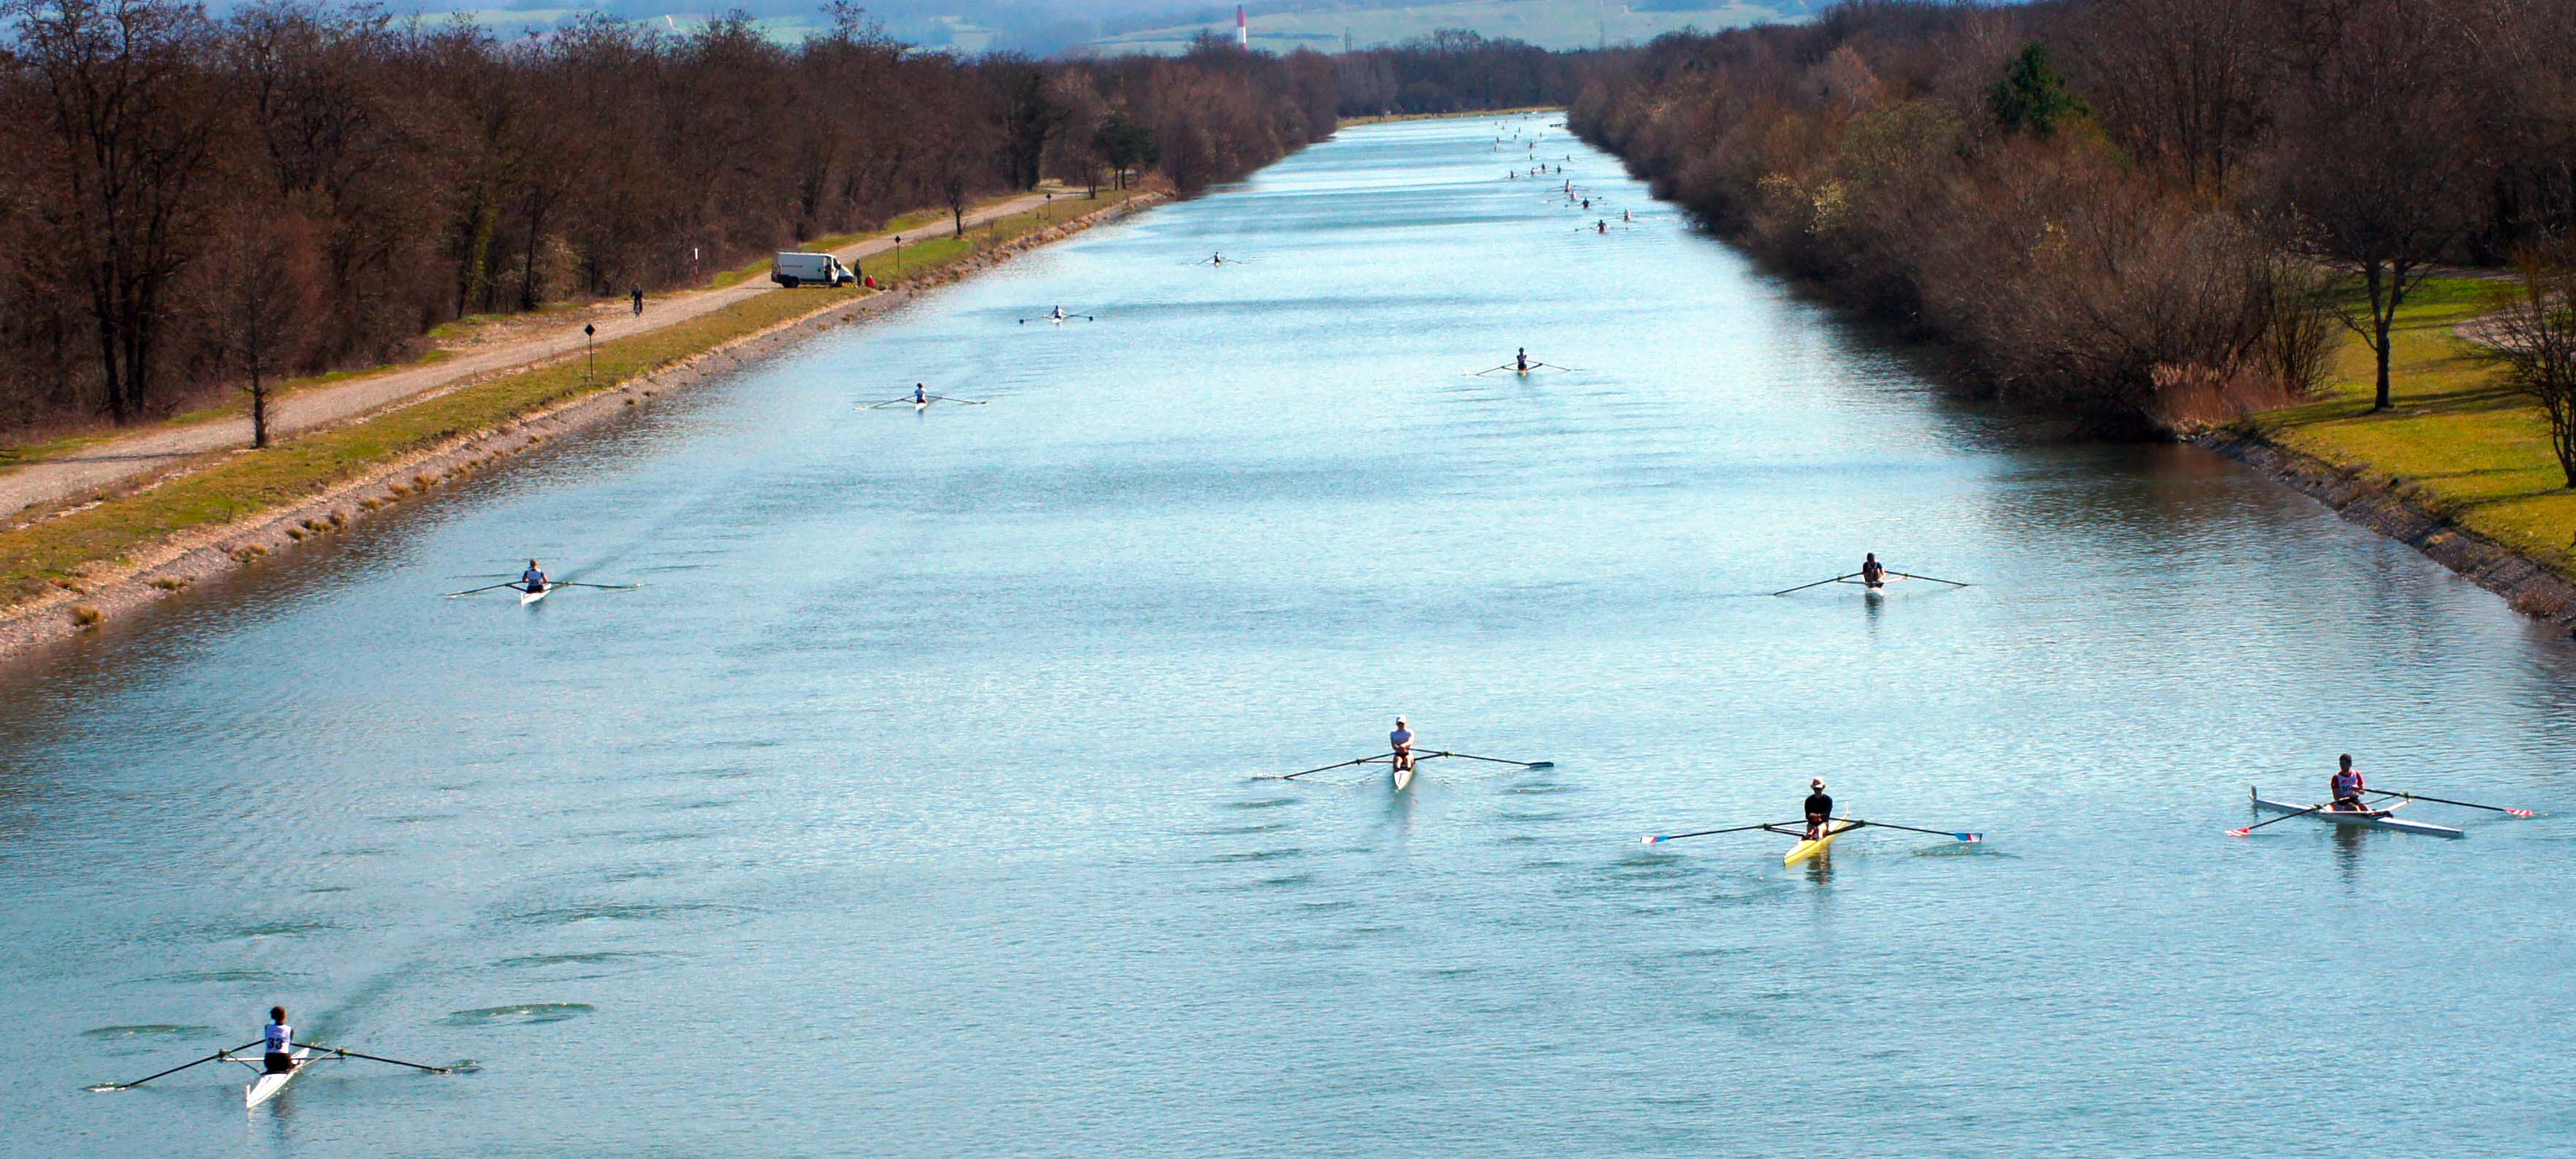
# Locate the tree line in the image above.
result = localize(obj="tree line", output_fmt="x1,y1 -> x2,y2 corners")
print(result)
1570,0 -> 2576,439
0,5 -> 1565,437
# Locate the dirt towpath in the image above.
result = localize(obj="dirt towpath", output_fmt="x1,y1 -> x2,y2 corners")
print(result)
0,189 -> 1065,520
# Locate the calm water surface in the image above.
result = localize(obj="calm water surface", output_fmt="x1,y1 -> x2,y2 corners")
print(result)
5,117 -> 2575,1158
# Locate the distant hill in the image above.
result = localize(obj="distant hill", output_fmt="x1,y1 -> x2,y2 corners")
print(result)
341,0 -> 1823,53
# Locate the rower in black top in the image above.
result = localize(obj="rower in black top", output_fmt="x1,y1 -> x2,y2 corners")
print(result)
1803,779 -> 1834,842
1860,552 -> 1887,591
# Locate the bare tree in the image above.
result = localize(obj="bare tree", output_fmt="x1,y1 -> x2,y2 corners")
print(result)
2073,0 -> 2273,191
2479,242 -> 2576,487
2259,0 -> 2477,410
200,202 -> 322,448
7,0 -> 224,422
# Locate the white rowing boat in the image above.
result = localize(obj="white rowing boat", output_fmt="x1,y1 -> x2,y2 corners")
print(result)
245,1046 -> 311,1108
2249,788 -> 2464,837
1393,760 -> 1414,791
520,585 -> 550,605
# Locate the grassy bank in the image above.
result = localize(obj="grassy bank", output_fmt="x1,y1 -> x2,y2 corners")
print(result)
0,188 -> 1145,612
2243,276 -> 2576,580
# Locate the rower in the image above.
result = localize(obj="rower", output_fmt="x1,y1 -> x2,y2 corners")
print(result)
1803,779 -> 1834,842
1390,717 -> 1416,780
1515,348 -> 1531,372
914,383 -> 929,404
1860,553 -> 1886,590
520,559 -> 549,595
1595,220 -> 1608,234
2330,754 -> 2368,813
262,1006 -> 295,1076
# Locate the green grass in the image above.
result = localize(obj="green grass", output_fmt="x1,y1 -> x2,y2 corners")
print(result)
0,187 -> 1144,610
2246,275 -> 2576,580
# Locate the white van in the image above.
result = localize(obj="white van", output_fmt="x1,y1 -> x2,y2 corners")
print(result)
772,252 -> 859,287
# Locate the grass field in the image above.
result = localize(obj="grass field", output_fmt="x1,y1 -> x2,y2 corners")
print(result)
2246,276 -> 2576,581
0,188 -> 1144,612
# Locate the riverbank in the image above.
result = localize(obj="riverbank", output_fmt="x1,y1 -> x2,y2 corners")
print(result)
0,190 -> 1161,660
2198,276 -> 2576,636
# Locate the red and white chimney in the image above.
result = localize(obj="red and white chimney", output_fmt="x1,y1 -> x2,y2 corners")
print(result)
1236,5 -> 1248,48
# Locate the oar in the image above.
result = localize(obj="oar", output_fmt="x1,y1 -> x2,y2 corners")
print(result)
2365,788 -> 2534,817
1468,364 -> 1515,376
863,398 -> 917,408
1416,750 -> 1554,770
926,395 -> 989,406
2229,799 -> 2334,837
444,582 -> 518,598
95,1040 -> 264,1090
1848,819 -> 1983,843
1258,752 -> 1396,781
1642,821 -> 1801,845
547,582 -> 640,590
1773,572 -> 1860,596
1888,571 -> 1972,588
294,1043 -> 452,1074
1535,362 -> 1585,371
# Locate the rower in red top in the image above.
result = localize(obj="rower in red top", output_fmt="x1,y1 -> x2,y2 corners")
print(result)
2329,754 -> 2368,813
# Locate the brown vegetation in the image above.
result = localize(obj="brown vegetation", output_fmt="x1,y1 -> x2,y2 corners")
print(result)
1572,0 -> 2576,436
3,5 -> 1560,441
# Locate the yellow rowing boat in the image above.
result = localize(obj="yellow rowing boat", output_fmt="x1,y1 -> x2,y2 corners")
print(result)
1784,812 -> 1856,866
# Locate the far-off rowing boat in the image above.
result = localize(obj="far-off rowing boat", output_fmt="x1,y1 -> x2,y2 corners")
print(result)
2249,788 -> 2464,837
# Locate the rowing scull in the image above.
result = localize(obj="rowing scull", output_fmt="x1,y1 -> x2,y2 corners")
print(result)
2249,788 -> 2463,837
1784,812 -> 1857,866
245,1046 -> 311,1107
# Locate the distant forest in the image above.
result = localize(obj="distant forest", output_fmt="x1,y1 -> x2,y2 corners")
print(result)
0,2 -> 1581,432
1572,0 -> 2576,433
